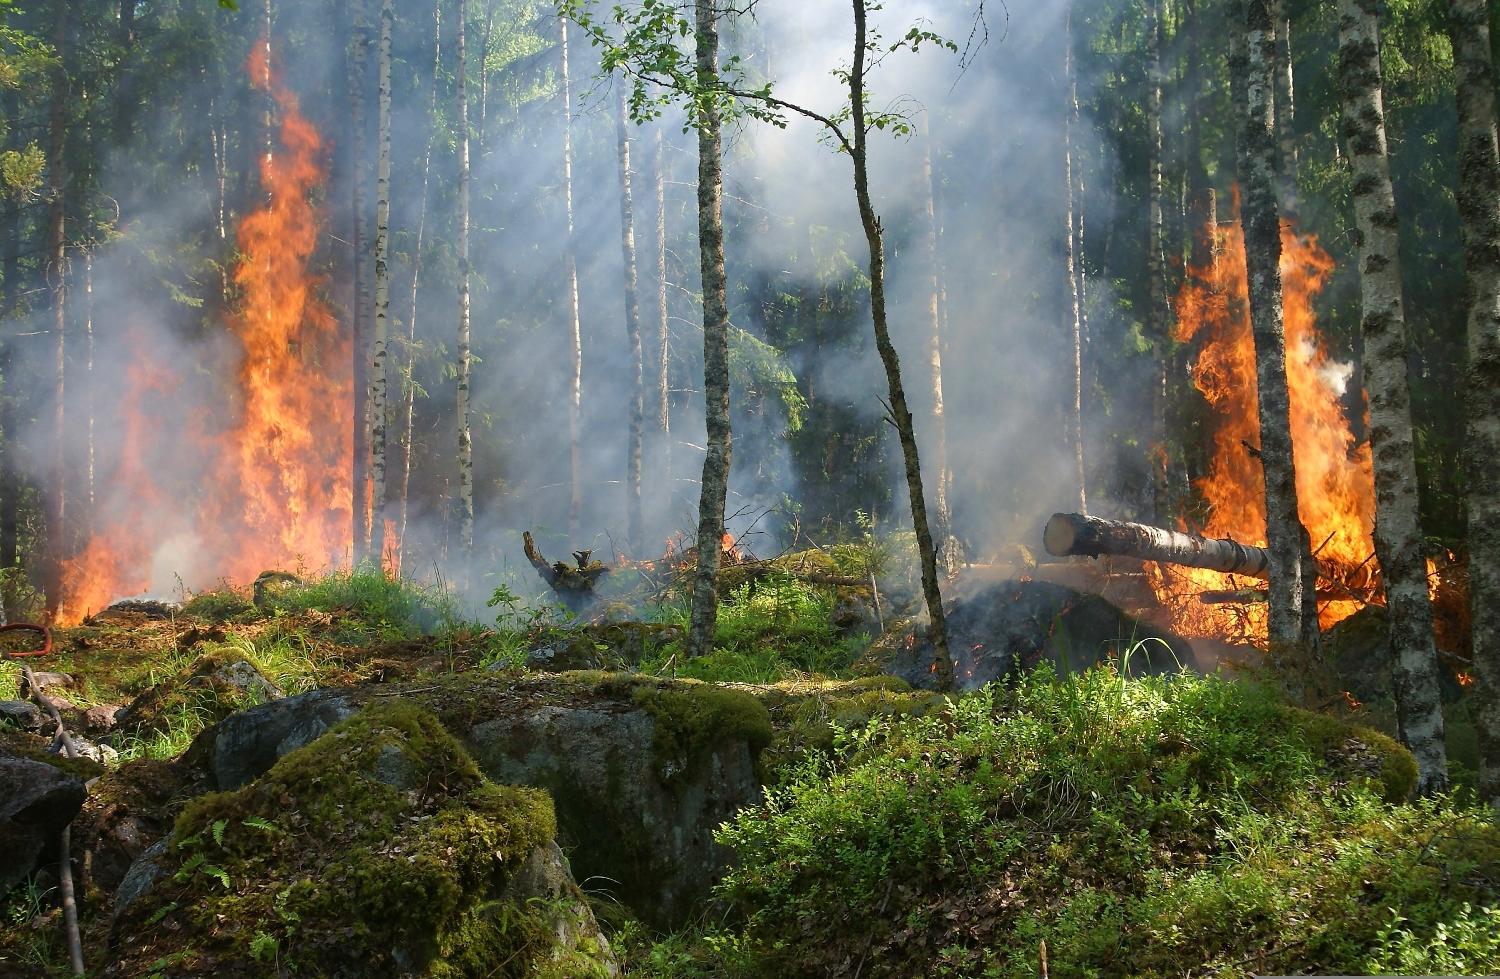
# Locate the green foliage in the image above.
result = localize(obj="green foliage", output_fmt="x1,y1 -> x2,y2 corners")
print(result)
712,669 -> 1496,977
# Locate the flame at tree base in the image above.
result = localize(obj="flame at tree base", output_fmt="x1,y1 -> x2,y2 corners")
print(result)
54,44 -> 350,626
1150,210 -> 1379,646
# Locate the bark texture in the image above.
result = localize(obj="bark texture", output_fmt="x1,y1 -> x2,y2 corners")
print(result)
1044,512 -> 1271,577
655,128 -> 670,444
848,0 -> 953,690
1231,0 -> 1309,677
686,0 -> 732,660
1146,0 -> 1169,520
1271,0 -> 1300,215
44,0 -> 67,616
1337,0 -> 1448,793
369,0 -> 393,568
561,15 -> 583,538
1447,0 -> 1500,802
350,0 -> 371,562
617,85 -> 644,556
456,0 -> 474,552
398,0 -> 440,564
1064,4 -> 1086,516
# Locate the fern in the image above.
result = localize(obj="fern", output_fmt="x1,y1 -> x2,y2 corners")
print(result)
243,815 -> 278,834
212,819 -> 227,847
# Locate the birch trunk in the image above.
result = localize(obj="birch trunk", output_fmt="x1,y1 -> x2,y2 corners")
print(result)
1272,0 -> 1300,215
1230,0 -> 1309,679
369,0 -> 393,568
1147,0 -> 1169,522
1064,3 -> 1086,516
0,351 -> 13,619
350,0 -> 371,563
918,114 -> 955,560
44,0 -> 67,617
457,0 -> 474,553
1339,0 -> 1449,794
617,86 -> 645,556
561,15 -> 583,539
398,0 -> 440,564
686,0 -> 732,660
849,0 -> 953,690
655,127 -> 670,445
1447,0 -> 1500,802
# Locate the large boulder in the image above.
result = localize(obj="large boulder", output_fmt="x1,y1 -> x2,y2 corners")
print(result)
0,755 -> 87,896
870,577 -> 1198,690
210,673 -> 772,930
106,700 -> 616,978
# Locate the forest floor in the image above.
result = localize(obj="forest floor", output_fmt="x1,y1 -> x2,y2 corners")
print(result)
1,563 -> 1496,977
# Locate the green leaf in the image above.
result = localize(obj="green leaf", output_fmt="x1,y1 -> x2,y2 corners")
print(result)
242,816 -> 279,834
212,819 -> 227,847
203,864 -> 232,890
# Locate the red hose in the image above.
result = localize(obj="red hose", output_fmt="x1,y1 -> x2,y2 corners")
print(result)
0,622 -> 52,657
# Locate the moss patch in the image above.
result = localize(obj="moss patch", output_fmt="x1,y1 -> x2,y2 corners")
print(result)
108,700 -> 569,978
1286,706 -> 1419,803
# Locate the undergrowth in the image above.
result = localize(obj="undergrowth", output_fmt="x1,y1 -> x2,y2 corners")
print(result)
688,667 -> 1497,978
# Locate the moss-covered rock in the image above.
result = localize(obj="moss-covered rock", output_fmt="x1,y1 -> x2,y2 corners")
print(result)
112,651 -> 282,738
524,622 -> 684,672
431,672 -> 767,931
74,759 -> 207,896
105,700 -> 615,978
1286,706 -> 1419,803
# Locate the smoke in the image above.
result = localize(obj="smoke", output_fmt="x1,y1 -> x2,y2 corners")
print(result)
13,0 -> 1117,614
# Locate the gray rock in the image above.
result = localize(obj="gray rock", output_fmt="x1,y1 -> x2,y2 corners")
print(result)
0,700 -> 43,732
212,688 -> 358,789
504,840 -> 619,977
462,686 -> 763,930
0,755 -> 87,896
49,736 -> 118,766
112,838 -> 169,921
212,659 -> 285,702
84,704 -> 123,733
22,672 -> 72,696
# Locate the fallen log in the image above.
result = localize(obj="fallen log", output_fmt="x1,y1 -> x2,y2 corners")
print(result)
523,532 -> 610,611
1043,512 -> 1270,579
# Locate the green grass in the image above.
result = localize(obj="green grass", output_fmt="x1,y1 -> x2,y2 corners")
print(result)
685,667 -> 1498,979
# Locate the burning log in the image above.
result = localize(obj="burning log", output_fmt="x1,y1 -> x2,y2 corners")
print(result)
1043,512 -> 1270,579
523,532 -> 610,611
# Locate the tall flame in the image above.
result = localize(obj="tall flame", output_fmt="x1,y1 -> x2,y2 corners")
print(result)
54,44 -> 350,625
1154,209 -> 1378,642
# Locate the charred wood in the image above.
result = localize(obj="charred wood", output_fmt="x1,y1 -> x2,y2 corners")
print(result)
1044,512 -> 1270,578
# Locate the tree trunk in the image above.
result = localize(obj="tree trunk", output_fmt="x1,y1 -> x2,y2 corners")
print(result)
0,349 -> 14,618
457,0 -> 474,553
350,0 -> 371,563
1045,512 -> 1271,576
617,85 -> 645,556
918,114 -> 955,560
1447,0 -> 1500,803
849,0 -> 953,690
1147,0 -> 1169,522
561,14 -> 583,539
1272,0 -> 1300,216
1064,3 -> 1086,516
398,0 -> 440,566
1230,0 -> 1309,680
83,250 -> 92,524
369,0 -> 393,568
1339,0 -> 1450,796
44,0 -> 67,618
655,127 -> 670,446
686,0 -> 732,660
114,0 -> 137,204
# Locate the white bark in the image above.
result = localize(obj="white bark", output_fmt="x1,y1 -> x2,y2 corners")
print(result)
1447,0 -> 1500,802
370,0 -> 393,568
1339,0 -> 1448,792
1064,3 -> 1086,516
617,85 -> 644,555
561,14 -> 583,539
457,0 -> 473,552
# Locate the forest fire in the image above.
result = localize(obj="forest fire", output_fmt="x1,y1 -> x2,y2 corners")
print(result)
54,47 -> 350,625
1153,214 -> 1378,644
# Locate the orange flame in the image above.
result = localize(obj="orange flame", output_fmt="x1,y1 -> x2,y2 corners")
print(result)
54,42 -> 350,625
1152,207 -> 1377,642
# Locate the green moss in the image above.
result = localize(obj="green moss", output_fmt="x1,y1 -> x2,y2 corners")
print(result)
621,678 -> 773,784
1286,707 -> 1420,803
112,700 -> 567,977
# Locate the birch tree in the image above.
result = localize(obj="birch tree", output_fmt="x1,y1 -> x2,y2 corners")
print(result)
1447,0 -> 1500,802
1271,0 -> 1299,215
561,13 -> 583,539
654,126 -> 670,450
1064,2 -> 1086,515
1146,0 -> 1168,520
1229,0 -> 1310,685
457,0 -> 474,553
1338,0 -> 1448,793
918,113 -> 955,561
617,83 -> 645,556
44,0 -> 66,616
398,0 -> 441,564
369,0 -> 393,569
351,0 -> 372,563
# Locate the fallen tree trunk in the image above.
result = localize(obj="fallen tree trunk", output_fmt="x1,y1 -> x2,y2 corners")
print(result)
1044,512 -> 1270,579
